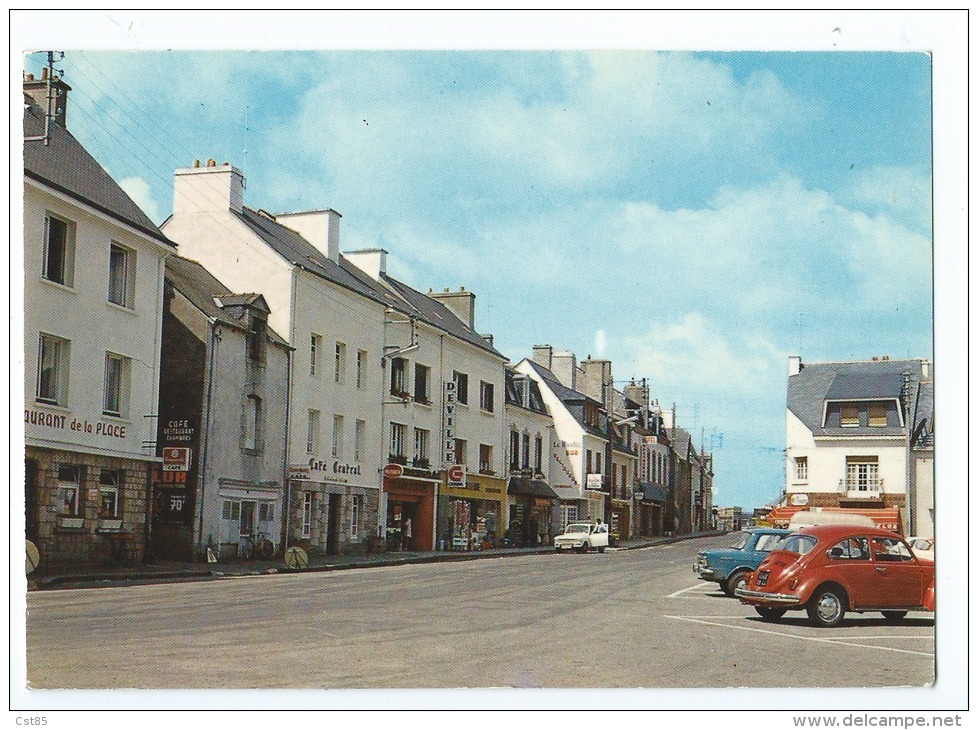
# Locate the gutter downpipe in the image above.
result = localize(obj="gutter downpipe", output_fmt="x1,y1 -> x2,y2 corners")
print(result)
198,319 -> 219,557
284,267 -> 299,552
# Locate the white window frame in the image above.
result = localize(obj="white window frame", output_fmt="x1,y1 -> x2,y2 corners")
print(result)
102,352 -> 130,417
108,241 -> 135,308
390,422 -> 406,458
332,414 -> 344,458
795,456 -> 808,481
356,350 -> 367,389
479,380 -> 494,413
99,469 -> 122,519
561,505 -> 579,531
335,342 -> 346,384
310,333 -> 322,376
354,419 -> 366,462
351,494 -> 362,539
414,427 -> 430,465
307,409 -> 320,454
42,213 -> 75,287
37,333 -> 69,406
301,492 -> 314,538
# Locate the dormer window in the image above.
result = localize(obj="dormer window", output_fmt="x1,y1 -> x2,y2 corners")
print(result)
840,405 -> 859,428
248,314 -> 267,364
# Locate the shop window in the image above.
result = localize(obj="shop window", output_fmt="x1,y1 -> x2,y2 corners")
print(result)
99,469 -> 122,518
58,465 -> 82,517
351,495 -> 363,539
43,213 -> 75,287
560,505 -> 578,531
108,242 -> 135,308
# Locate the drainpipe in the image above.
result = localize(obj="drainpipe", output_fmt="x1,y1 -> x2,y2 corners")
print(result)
282,340 -> 293,551
197,320 -> 220,557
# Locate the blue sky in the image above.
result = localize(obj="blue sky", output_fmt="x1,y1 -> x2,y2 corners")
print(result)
20,19 -> 940,512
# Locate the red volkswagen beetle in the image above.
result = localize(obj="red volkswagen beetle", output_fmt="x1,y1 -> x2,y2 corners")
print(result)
735,524 -> 936,627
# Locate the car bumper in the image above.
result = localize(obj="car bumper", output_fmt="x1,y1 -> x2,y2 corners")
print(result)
555,543 -> 584,550
735,587 -> 802,605
694,565 -> 719,580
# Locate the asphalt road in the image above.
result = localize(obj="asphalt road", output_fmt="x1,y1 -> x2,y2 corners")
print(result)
25,535 -> 935,689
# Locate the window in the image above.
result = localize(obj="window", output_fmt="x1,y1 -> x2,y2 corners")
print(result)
586,450 -> 593,474
310,334 -> 322,376
307,410 -> 320,454
454,371 -> 469,405
595,451 -> 603,475
868,404 -> 888,427
37,333 -> 69,405
414,364 -> 431,404
354,419 -> 366,462
301,492 -> 314,538
840,405 -> 859,428
754,533 -> 783,552
871,536 -> 914,562
795,457 -> 808,481
846,456 -> 880,491
390,357 -> 407,396
108,242 -> 135,307
335,342 -> 346,383
356,350 -> 367,389
351,495 -> 363,539
102,353 -> 129,417
414,428 -> 430,467
42,213 -> 75,286
248,314 -> 267,364
828,537 -> 870,561
58,465 -> 82,516
244,395 -> 261,451
479,381 -> 494,412
510,431 -> 520,470
99,469 -> 122,519
560,505 -> 579,531
390,422 -> 406,458
521,433 -> 531,470
534,435 -> 543,473
479,444 -> 493,474
454,438 -> 467,465
332,414 -> 344,458
258,502 -> 275,522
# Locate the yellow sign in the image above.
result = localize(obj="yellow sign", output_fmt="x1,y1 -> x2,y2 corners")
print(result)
442,475 -> 505,501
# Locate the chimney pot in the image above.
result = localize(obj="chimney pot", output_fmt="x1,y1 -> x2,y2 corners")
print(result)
25,73 -> 34,81
41,67 -> 48,81
207,159 -> 216,167
193,159 -> 200,168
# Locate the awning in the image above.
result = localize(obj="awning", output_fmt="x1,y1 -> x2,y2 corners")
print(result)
638,482 -> 667,504
507,477 -> 560,500
766,506 -> 902,532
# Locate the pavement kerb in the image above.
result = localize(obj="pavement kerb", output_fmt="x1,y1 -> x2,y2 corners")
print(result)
30,531 -> 721,590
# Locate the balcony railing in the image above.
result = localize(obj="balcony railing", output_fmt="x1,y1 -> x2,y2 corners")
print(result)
838,478 -> 884,496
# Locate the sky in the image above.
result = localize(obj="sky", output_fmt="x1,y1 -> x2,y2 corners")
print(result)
17,15 -> 941,514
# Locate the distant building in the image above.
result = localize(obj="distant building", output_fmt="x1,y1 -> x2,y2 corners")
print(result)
714,506 -> 743,532
783,355 -> 934,536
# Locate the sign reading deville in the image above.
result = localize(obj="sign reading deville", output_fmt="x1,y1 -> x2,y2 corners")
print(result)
443,380 -> 456,465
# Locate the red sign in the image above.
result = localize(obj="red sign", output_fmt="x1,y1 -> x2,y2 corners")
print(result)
383,463 -> 404,478
162,447 -> 191,472
448,465 -> 465,482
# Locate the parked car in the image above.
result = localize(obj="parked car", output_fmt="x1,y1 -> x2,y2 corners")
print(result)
554,522 -> 609,553
735,524 -> 936,627
694,528 -> 791,596
906,536 -> 935,562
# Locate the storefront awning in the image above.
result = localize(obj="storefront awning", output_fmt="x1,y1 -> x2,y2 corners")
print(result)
638,482 -> 667,504
766,506 -> 902,532
507,477 -> 561,500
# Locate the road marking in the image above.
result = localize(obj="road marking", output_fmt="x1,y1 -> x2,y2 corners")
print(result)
666,583 -> 714,599
664,615 -> 935,657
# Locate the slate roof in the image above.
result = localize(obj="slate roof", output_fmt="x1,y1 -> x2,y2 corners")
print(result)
670,427 -> 692,459
524,359 -> 607,439
233,206 -> 504,358
23,95 -> 173,247
505,368 -> 549,415
165,255 -> 289,348
788,359 -> 926,438
911,380 -> 935,448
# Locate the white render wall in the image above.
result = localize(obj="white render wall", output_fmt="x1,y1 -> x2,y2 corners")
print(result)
24,181 -> 168,461
505,400 -> 555,485
786,409 -> 908,496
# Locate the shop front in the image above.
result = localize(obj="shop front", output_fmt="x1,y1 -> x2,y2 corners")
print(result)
507,477 -> 560,547
636,482 -> 667,536
383,465 -> 437,552
586,487 -> 607,524
438,471 -> 506,551
608,498 -> 631,545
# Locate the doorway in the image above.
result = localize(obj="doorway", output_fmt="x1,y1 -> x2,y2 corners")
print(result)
25,459 -> 40,542
326,494 -> 341,555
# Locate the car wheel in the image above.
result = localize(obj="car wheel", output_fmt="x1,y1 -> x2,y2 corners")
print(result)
579,543 -> 588,554
597,546 -> 606,553
724,569 -> 749,597
882,610 -> 908,622
807,586 -> 847,627
755,606 -> 787,620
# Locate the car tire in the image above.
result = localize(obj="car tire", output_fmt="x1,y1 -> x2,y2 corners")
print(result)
807,586 -> 847,627
579,543 -> 588,554
882,610 -> 908,622
724,569 -> 749,597
598,546 -> 606,553
755,606 -> 787,620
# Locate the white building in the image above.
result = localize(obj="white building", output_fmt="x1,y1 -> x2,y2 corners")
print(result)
162,161 -> 389,555
516,347 -> 610,527
783,355 -> 934,535
155,256 -> 291,560
24,74 -> 175,566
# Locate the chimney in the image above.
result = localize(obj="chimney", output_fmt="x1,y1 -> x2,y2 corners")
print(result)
532,345 -> 553,371
921,360 -> 931,380
276,209 -> 342,264
581,357 -> 612,407
173,161 -> 245,215
345,248 -> 388,281
428,287 -> 476,329
550,350 -> 577,390
23,72 -> 71,128
788,355 -> 802,377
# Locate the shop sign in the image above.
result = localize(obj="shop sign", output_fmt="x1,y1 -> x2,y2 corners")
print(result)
383,463 -> 404,478
586,473 -> 603,490
790,493 -> 809,506
447,464 -> 466,488
443,380 -> 456,464
162,447 -> 191,472
289,464 -> 310,480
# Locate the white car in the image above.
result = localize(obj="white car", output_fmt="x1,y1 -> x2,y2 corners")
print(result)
554,522 -> 610,553
907,536 -> 935,562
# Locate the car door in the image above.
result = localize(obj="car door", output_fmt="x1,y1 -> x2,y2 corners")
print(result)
869,536 -> 924,607
824,536 -> 877,608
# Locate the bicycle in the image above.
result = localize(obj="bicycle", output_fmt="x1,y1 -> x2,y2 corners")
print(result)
242,531 -> 275,560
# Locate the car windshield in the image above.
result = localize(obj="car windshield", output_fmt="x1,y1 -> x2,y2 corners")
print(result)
729,533 -> 749,550
564,524 -> 591,534
775,534 -> 817,555
754,533 -> 784,552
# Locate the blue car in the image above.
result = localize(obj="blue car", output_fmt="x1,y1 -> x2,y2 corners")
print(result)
694,528 -> 791,596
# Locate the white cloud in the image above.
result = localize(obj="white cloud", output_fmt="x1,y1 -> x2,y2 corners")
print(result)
118,176 -> 161,224
594,329 -> 607,357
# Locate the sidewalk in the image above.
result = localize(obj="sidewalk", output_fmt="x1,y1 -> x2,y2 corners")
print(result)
28,533 -> 718,591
